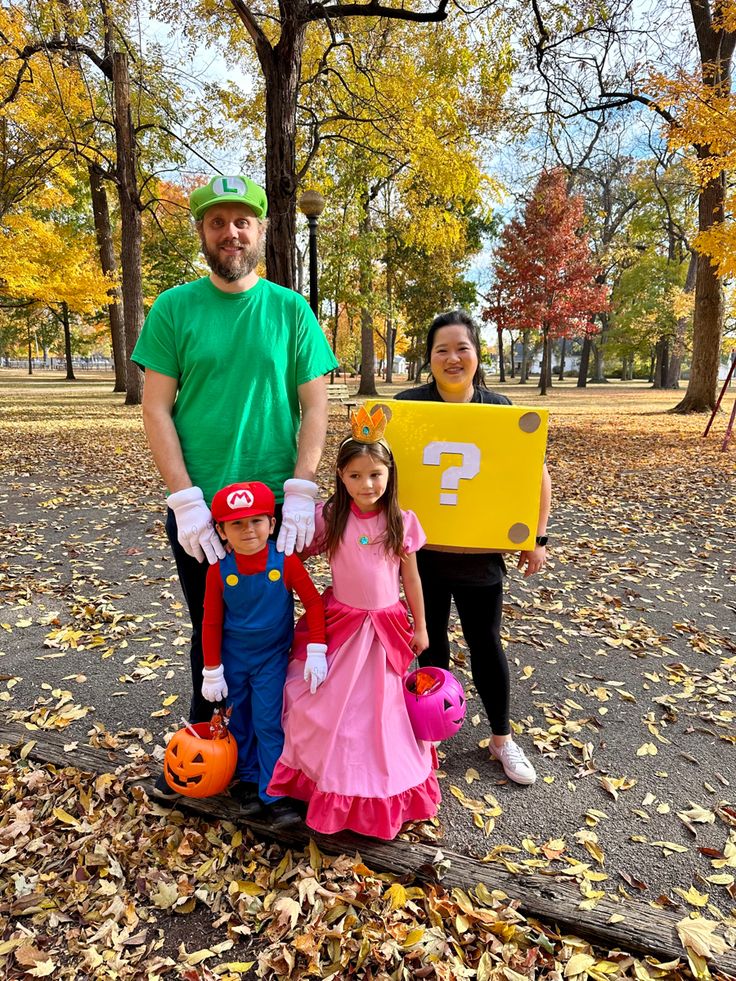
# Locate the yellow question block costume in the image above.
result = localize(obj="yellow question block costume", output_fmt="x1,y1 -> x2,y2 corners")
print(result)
364,400 -> 548,550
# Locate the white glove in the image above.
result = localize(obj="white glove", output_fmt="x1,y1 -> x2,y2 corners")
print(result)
202,665 -> 228,702
276,479 -> 319,555
304,643 -> 328,694
168,486 -> 226,564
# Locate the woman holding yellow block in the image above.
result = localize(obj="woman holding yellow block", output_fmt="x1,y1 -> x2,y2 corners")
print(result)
396,310 -> 551,785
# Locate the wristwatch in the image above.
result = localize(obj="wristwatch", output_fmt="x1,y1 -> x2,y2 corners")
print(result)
535,535 -> 549,546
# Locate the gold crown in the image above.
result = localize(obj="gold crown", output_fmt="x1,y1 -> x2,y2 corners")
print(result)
350,405 -> 388,444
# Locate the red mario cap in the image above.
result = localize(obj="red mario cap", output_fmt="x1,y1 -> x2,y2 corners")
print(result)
211,482 -> 275,522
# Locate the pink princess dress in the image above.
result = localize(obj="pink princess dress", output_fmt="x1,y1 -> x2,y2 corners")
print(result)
268,502 -> 441,839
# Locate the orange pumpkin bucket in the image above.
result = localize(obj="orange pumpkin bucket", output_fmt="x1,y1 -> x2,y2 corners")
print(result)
164,721 -> 237,798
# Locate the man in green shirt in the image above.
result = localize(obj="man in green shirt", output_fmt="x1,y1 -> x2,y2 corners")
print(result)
133,176 -> 338,790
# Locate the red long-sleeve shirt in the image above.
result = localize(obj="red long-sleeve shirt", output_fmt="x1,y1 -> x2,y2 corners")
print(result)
202,548 -> 325,668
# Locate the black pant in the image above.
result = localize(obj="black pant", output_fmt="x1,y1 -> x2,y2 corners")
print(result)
165,504 -> 283,724
416,552 -> 510,736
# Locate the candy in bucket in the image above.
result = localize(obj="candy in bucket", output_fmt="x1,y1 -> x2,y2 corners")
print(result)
403,666 -> 466,741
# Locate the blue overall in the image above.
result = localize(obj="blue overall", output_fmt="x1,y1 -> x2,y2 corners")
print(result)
219,544 -> 294,803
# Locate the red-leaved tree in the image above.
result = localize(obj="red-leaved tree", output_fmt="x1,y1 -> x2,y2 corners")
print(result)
481,283 -> 511,383
491,169 -> 608,395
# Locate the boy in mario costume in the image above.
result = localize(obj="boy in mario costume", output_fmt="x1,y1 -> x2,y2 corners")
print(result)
202,481 -> 327,829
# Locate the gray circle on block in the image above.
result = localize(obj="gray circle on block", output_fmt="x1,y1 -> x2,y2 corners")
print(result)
518,411 -> 541,433
508,522 -> 530,544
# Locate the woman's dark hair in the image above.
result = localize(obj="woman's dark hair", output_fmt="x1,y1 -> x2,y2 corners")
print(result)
321,439 -> 405,560
423,309 -> 487,389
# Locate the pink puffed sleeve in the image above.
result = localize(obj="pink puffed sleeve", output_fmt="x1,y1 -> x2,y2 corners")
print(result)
298,501 -> 327,559
401,509 -> 427,554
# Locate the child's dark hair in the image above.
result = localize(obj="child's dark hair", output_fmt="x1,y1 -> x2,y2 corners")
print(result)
322,439 -> 405,559
423,309 -> 487,389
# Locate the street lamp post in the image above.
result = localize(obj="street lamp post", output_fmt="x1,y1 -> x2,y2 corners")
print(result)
298,190 -> 326,319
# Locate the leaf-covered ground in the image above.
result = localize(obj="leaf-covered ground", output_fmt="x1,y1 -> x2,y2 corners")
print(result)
1,371 -> 735,979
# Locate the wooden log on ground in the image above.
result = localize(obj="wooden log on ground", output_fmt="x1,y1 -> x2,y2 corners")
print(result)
2,719 -> 735,976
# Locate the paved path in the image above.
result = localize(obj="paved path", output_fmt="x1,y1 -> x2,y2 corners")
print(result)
1,374 -> 734,929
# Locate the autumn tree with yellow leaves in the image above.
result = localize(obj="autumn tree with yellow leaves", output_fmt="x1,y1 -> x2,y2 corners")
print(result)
158,0 -> 508,294
2,0 -> 224,402
0,184 -> 113,376
655,3 -> 736,282
527,0 -> 736,412
289,17 -> 511,392
0,1 -> 141,392
0,7 -> 114,374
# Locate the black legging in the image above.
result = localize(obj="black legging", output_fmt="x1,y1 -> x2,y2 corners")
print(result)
416,559 -> 510,736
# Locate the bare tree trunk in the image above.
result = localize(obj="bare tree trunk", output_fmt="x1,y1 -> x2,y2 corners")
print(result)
592,343 -> 604,381
508,332 -> 516,378
660,338 -> 669,387
260,24 -> 303,289
519,333 -> 528,383
539,328 -> 550,396
358,310 -> 376,395
671,3 -> 734,411
408,335 -> 422,382
61,301 -> 75,380
497,327 -> 505,383
666,251 -> 697,388
357,188 -> 377,397
672,174 -> 725,410
88,162 -> 126,393
590,310 -> 610,382
330,299 -> 339,384
558,336 -> 566,381
27,327 -> 32,375
652,339 -> 666,389
385,259 -> 395,383
296,243 -> 305,296
329,233 -> 347,383
112,51 -> 143,406
385,325 -> 396,384
577,335 -> 592,387
407,337 -> 421,382
592,311 -> 610,382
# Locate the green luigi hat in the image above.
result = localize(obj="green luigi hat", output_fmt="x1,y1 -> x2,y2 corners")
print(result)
189,175 -> 268,220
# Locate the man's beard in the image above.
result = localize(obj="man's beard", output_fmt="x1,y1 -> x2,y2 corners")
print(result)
201,239 -> 263,282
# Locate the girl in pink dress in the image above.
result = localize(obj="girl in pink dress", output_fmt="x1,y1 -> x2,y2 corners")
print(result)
268,415 -> 441,839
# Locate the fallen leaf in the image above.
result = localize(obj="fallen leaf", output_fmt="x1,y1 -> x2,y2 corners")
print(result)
676,916 -> 729,959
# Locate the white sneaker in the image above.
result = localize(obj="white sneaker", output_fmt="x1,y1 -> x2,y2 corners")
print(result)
489,740 -> 537,785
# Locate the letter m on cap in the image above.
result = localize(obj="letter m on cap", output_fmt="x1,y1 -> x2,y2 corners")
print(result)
227,489 -> 254,509
213,176 -> 246,196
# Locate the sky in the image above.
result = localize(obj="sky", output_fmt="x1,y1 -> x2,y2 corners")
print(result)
140,9 -> 257,178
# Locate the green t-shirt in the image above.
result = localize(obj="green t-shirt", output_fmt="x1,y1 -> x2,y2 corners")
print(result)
132,277 -> 338,504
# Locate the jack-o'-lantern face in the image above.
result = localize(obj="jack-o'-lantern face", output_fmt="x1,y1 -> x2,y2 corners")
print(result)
164,723 -> 237,799
403,667 -> 467,742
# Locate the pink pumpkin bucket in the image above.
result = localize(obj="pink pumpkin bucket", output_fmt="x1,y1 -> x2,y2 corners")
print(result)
404,666 -> 466,741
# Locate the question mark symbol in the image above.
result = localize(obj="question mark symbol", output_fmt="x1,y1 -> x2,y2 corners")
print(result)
423,442 -> 481,505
